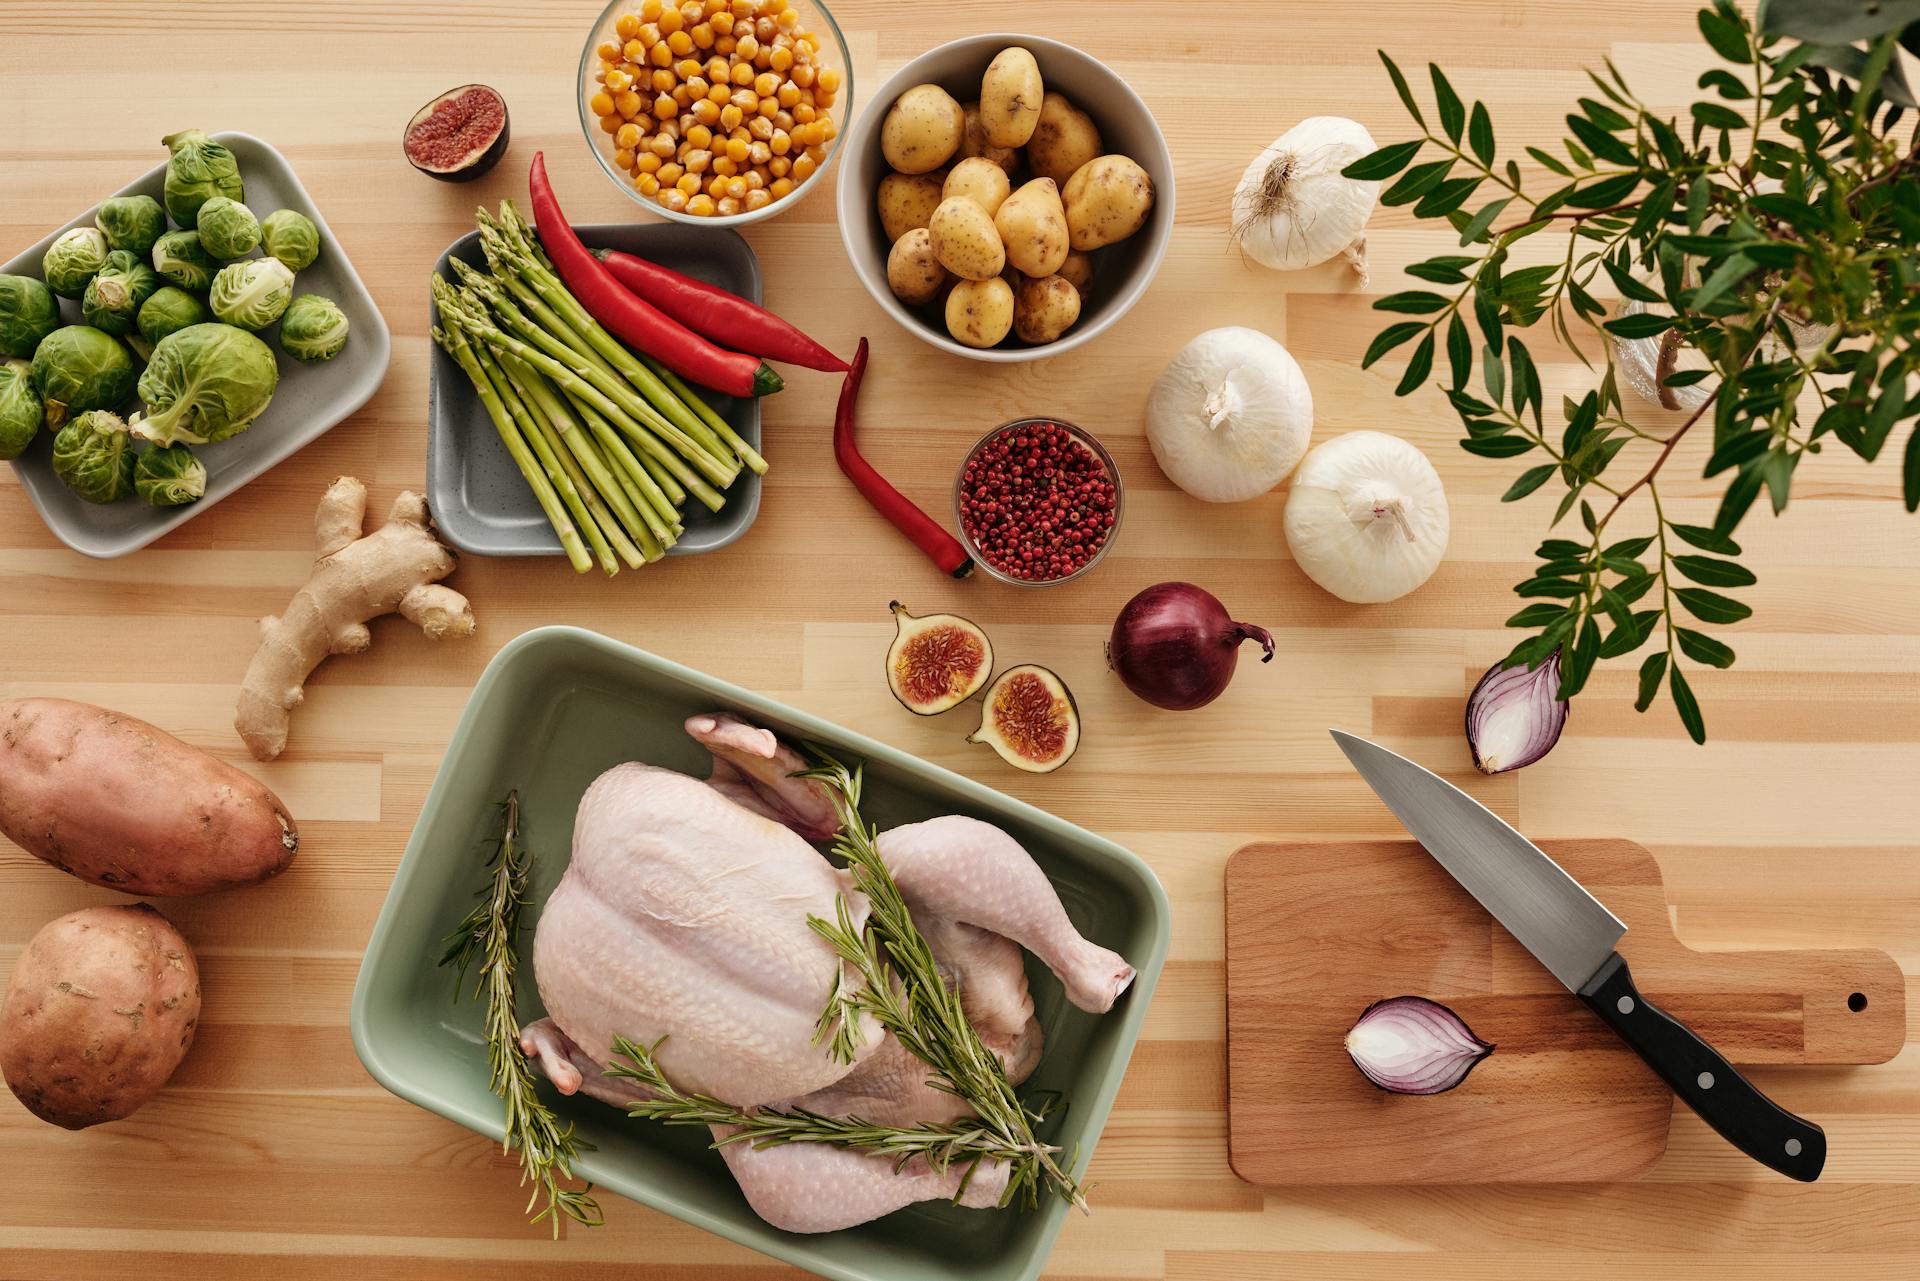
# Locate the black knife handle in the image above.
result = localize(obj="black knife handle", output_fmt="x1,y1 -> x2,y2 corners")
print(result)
1578,953 -> 1826,1182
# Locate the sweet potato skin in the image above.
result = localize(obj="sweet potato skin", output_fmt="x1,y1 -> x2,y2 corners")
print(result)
2,904 -> 201,1129
0,698 -> 298,896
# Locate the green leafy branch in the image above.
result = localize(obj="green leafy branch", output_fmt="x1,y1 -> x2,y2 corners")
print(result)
1348,0 -> 1920,742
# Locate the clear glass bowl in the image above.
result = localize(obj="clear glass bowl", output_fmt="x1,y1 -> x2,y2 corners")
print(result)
953,418 -> 1125,588
576,0 -> 852,229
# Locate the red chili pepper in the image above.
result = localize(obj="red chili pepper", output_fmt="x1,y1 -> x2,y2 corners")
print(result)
594,248 -> 847,373
526,153 -> 782,398
834,338 -> 972,579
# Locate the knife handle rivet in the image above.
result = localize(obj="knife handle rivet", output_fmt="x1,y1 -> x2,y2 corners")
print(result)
1616,995 -> 1635,1014
1785,1138 -> 1803,1157
1696,1071 -> 1715,1090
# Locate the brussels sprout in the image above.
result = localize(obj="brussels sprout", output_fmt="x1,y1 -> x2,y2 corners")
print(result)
0,274 -> 61,359
50,409 -> 137,503
29,326 -> 136,430
81,250 -> 161,337
0,358 -> 42,460
137,286 -> 211,350
278,294 -> 349,364
95,195 -> 168,257
196,196 -> 261,260
42,227 -> 110,299
208,258 -> 294,331
130,322 -> 279,447
260,209 -> 321,271
161,129 -> 244,227
134,443 -> 207,507
151,230 -> 215,293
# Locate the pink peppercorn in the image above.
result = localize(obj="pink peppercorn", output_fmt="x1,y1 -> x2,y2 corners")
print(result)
957,420 -> 1119,583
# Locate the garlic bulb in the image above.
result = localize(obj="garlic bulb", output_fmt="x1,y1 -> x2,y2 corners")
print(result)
1231,117 -> 1381,281
1146,327 -> 1313,503
1283,431 -> 1449,603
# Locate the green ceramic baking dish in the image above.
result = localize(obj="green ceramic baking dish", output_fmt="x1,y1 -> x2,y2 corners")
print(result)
349,625 -> 1169,1281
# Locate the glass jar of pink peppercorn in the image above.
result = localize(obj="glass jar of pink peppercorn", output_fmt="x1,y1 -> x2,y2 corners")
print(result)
953,418 -> 1124,587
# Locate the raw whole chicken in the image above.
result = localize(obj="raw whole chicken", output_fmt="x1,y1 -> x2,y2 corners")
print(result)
521,712 -> 1135,1233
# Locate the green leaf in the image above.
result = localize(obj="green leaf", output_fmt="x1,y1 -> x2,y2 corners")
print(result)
1627,179 -> 1679,237
1636,651 -> 1668,712
1675,587 -> 1753,624
1468,101 -> 1496,164
1689,252 -> 1757,311
1508,336 -> 1543,426
1906,425 -> 1920,513
1685,179 -> 1713,231
1406,254 -> 1478,283
1361,321 -> 1427,369
1673,554 -> 1757,587
1698,6 -> 1753,62
1395,331 -> 1436,396
1567,115 -> 1637,165
1431,64 -> 1466,141
1599,611 -> 1660,658
1676,628 -> 1738,669
1474,288 -> 1504,355
1516,576 -> 1586,598
1446,313 -> 1472,389
1603,312 -> 1677,339
1458,195 -> 1513,245
1344,139 -> 1425,181
1669,664 -> 1706,743
1502,462 -> 1557,501
1567,172 -> 1643,207
1602,258 -> 1664,302
1525,145 -> 1573,177
1692,101 -> 1749,131
1670,523 -> 1741,555
1462,435 -> 1537,458
1577,96 -> 1633,131
1508,602 -> 1574,627
1379,51 -> 1427,128
1558,618 -> 1602,700
1763,0 -> 1920,44
1415,176 -> 1484,218
1705,429 -> 1772,477
1714,466 -> 1765,534
1374,290 -> 1454,314
1605,534 -> 1655,558
1482,344 -> 1506,405
1382,158 -> 1456,205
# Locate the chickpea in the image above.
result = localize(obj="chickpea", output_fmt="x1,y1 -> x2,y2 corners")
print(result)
736,33 -> 758,60
657,5 -> 683,33
672,85 -> 693,107
613,146 -> 636,170
711,195 -> 738,216
622,38 -> 645,61
692,97 -> 721,125
792,102 -> 814,124
773,108 -> 794,131
615,121 -> 642,149
719,103 -> 743,130
713,155 -> 739,177
769,176 -> 795,199
688,193 -> 717,216
715,34 -> 736,55
677,173 -> 702,196
593,65 -> 608,83
684,148 -> 713,173
790,151 -> 815,181
724,135 -> 750,163
692,22 -> 714,48
755,97 -> 779,120
711,10 -> 734,35
589,90 -> 615,116
769,154 -> 790,177
709,81 -> 731,103
769,46 -> 793,74
661,188 -> 690,212
658,161 -> 685,186
667,29 -> 693,55
748,139 -> 771,165
745,166 -> 767,188
745,187 -> 772,211
649,132 -> 677,158
722,175 -> 747,200
636,173 -> 662,196
599,113 -> 621,134
640,0 -> 662,19
791,63 -> 814,88
597,39 -> 622,62
706,174 -> 730,198
652,91 -> 675,117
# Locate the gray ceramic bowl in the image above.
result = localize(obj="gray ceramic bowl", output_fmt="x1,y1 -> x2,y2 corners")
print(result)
835,34 -> 1174,363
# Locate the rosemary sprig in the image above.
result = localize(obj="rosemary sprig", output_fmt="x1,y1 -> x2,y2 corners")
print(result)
792,749 -> 1087,1213
442,792 -> 604,1236
606,1033 -> 1023,1193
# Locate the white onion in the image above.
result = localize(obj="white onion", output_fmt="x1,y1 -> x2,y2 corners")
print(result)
1146,327 -> 1313,503
1283,431 -> 1449,603
1230,117 -> 1380,281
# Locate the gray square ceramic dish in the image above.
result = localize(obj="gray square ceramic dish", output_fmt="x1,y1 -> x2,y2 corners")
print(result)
350,625 -> 1168,1281
2,132 -> 391,558
425,226 -> 762,558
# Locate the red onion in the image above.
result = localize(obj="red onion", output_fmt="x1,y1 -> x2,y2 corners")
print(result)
1106,582 -> 1274,710
1345,996 -> 1494,1095
1465,649 -> 1568,774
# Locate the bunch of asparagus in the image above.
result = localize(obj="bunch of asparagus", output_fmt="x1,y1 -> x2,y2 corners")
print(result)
432,201 -> 766,574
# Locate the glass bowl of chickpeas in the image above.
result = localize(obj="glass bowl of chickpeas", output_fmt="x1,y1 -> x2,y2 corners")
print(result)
580,0 -> 851,226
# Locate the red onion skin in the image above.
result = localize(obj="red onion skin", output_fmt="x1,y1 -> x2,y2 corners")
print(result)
1346,995 -> 1495,1096
1465,649 -> 1569,774
1107,582 -> 1275,710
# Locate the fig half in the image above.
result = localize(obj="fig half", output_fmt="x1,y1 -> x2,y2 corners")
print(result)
968,665 -> 1079,773
404,84 -> 510,182
887,601 -> 993,715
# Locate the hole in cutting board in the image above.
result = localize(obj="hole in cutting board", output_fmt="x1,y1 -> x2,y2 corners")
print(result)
1848,991 -> 1868,1012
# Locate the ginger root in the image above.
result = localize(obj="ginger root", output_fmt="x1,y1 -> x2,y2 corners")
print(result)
236,476 -> 475,761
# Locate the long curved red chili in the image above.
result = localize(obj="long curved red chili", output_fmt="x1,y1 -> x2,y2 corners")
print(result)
527,153 -> 782,398
594,249 -> 847,373
834,338 -> 972,578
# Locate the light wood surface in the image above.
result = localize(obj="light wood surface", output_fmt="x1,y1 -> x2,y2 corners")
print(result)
1225,839 -> 1905,1184
3,2 -> 1918,1278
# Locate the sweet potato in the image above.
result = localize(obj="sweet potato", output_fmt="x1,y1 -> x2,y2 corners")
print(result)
0,698 -> 298,896
2,904 -> 201,1129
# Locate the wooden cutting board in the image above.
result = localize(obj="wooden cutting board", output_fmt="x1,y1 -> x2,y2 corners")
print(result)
1224,839 -> 1906,1184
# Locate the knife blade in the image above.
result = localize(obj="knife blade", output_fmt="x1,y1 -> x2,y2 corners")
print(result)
1330,729 -> 1826,1182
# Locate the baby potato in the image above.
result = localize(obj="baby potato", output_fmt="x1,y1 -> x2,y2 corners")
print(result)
1014,274 -> 1082,345
877,171 -> 946,243
1056,250 -> 1095,294
1063,154 -> 1155,250
887,227 -> 949,306
943,158 -> 1012,217
928,195 -> 1006,281
979,46 -> 1044,148
959,102 -> 1021,174
1026,92 -> 1103,186
945,276 -> 1015,348
994,177 -> 1069,278
881,83 -> 964,174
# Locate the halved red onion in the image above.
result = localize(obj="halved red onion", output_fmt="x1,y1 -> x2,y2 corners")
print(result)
1465,649 -> 1568,774
1345,996 -> 1494,1095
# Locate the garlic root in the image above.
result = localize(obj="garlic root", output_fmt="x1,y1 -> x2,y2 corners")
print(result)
235,476 -> 475,761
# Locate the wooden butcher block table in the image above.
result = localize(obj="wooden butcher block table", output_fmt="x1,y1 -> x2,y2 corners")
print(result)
1,3 -> 1916,1280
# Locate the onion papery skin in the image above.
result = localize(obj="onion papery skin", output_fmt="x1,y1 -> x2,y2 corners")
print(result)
1107,581 -> 1275,711
1466,650 -> 1569,774
1345,996 -> 1494,1096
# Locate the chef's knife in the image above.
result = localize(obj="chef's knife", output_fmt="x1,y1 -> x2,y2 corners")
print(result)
1330,729 -> 1825,1182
